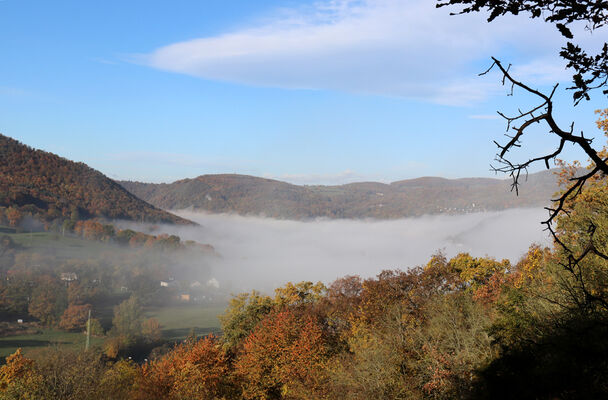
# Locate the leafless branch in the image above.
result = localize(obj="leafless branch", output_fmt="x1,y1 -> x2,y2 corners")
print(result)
486,57 -> 608,307
486,57 -> 608,219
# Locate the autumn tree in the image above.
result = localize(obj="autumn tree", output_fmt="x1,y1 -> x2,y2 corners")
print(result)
273,281 -> 326,308
28,276 -> 67,326
219,290 -> 275,350
4,207 -> 21,228
437,1 -> 608,319
59,303 -> 91,332
99,359 -> 139,400
0,349 -> 37,392
17,348 -> 106,400
235,309 -> 330,400
416,292 -> 496,398
135,335 -> 232,400
141,318 -> 162,343
111,296 -> 143,338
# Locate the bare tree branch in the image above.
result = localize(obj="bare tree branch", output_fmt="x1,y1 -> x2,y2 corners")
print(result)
485,57 -> 608,311
486,58 -> 608,224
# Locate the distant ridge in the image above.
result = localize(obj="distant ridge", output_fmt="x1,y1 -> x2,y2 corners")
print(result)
0,134 -> 193,225
119,170 -> 560,220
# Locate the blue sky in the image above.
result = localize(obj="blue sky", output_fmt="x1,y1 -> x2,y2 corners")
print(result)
1,0 -> 605,184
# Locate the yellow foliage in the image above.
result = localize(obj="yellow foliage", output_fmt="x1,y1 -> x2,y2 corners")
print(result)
274,281 -> 326,307
0,349 -> 34,391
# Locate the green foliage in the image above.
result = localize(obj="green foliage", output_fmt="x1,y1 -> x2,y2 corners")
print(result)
0,275 -> 32,315
111,296 -> 143,338
219,290 -> 274,350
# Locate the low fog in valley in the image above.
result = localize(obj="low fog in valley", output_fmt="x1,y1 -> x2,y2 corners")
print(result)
131,208 -> 551,292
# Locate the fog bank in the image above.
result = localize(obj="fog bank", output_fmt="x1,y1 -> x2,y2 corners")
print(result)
153,208 -> 549,292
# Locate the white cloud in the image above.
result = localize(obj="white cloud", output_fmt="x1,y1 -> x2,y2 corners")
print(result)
511,57 -> 572,85
139,0 -> 574,105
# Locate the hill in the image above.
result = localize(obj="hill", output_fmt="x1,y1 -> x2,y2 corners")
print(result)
0,134 -> 192,225
119,170 -> 560,220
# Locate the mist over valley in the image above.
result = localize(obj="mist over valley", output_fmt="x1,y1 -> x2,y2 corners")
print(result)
129,208 -> 551,292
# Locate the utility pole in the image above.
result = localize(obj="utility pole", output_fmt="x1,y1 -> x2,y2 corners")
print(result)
85,309 -> 91,351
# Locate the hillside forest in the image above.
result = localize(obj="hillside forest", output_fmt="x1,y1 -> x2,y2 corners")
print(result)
0,135 -> 192,226
0,111 -> 607,399
119,170 -> 558,220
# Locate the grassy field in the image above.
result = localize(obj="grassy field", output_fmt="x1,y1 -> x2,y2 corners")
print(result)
0,304 -> 226,361
0,329 -> 105,360
1,226 -> 227,357
6,229 -> 113,258
146,304 -> 225,341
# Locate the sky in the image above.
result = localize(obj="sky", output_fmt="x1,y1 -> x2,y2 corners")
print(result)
1,0 -> 606,184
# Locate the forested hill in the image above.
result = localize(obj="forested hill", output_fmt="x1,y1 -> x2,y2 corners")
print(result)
119,170 -> 560,220
0,134 -> 192,225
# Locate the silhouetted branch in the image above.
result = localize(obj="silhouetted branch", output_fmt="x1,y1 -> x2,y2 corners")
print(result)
484,57 -> 608,303
486,58 -> 608,220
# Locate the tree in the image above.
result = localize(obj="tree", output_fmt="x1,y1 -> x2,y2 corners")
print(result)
28,277 -> 67,326
111,296 -> 143,337
273,281 -> 326,307
4,207 -> 21,227
141,318 -> 162,343
99,359 -> 138,400
219,290 -> 275,350
437,0 -> 608,288
0,275 -> 32,315
0,349 -> 36,392
136,335 -> 232,400
235,310 -> 329,400
15,347 -> 106,400
59,304 -> 91,332
416,292 -> 496,399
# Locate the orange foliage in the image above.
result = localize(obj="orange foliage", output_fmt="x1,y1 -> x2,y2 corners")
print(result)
59,304 -> 91,332
0,349 -> 35,391
235,309 -> 329,400
135,335 -> 230,400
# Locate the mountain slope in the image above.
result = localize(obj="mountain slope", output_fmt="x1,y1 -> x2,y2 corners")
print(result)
119,170 -> 560,220
0,134 -> 192,225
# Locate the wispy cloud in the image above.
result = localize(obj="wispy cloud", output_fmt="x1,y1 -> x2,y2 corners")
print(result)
139,0 -> 570,105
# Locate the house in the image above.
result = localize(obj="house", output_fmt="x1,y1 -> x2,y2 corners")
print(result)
60,272 -> 77,282
179,294 -> 191,302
